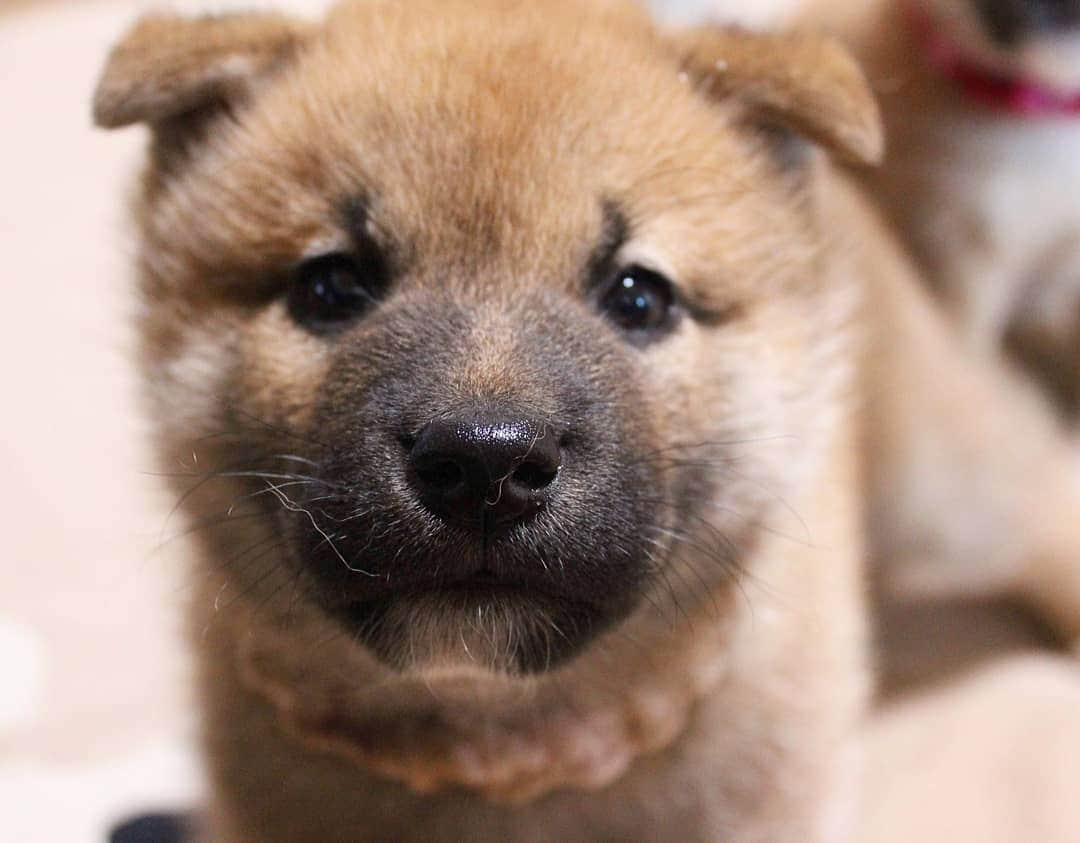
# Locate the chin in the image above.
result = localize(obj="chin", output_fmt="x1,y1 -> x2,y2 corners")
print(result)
330,583 -> 631,677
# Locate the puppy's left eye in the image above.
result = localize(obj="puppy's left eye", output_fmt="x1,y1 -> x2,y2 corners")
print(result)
288,252 -> 384,329
599,265 -> 677,338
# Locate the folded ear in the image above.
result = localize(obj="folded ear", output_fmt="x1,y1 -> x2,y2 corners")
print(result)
673,28 -> 884,167
93,12 -> 310,129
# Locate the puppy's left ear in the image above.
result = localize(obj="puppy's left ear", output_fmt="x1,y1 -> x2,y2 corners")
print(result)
673,28 -> 884,167
93,12 -> 310,129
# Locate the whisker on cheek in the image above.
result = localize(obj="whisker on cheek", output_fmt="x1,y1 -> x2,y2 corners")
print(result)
261,480 -> 377,578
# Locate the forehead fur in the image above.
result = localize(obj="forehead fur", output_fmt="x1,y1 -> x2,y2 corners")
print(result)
141,0 -> 810,306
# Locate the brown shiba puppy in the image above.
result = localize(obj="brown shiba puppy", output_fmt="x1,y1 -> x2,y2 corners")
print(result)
93,0 -> 1079,840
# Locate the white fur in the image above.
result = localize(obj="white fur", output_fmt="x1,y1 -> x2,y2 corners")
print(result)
902,111 -> 1080,352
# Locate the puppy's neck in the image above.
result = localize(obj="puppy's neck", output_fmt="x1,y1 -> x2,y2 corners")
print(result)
224,586 -> 740,803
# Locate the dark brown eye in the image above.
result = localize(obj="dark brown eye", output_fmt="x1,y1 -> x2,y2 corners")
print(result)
599,265 -> 677,339
288,252 -> 384,329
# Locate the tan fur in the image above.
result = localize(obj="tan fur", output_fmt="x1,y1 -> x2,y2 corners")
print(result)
93,1 -> 1078,840
673,28 -> 884,164
93,12 -> 311,129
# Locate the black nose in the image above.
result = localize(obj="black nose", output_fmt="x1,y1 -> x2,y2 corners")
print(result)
976,0 -> 1080,45
407,415 -> 561,532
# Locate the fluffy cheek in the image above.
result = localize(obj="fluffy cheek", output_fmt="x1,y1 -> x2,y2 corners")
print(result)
236,304 -> 334,432
642,313 -> 820,549
145,301 -> 332,448
147,313 -> 240,446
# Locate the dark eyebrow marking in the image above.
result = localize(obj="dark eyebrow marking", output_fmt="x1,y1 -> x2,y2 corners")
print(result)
586,198 -> 744,328
586,200 -> 629,287
342,194 -> 375,242
340,192 -> 402,278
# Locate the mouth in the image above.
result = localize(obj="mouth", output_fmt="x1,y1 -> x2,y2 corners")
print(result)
335,565 -> 548,612
393,568 -> 545,603
905,0 -> 1080,115
326,564 -> 624,675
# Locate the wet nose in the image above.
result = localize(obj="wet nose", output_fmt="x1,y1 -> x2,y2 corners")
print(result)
407,415 -> 561,531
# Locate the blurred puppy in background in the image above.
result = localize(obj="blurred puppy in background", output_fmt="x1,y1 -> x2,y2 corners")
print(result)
790,0 -> 1080,682
826,0 -> 1080,425
669,0 -> 1080,682
94,0 -> 1080,840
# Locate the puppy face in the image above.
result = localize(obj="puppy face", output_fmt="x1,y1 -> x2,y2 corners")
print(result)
97,0 -> 878,676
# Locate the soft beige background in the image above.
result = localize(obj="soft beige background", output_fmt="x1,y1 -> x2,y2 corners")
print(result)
2,1 -> 1078,841
0,2 -> 332,839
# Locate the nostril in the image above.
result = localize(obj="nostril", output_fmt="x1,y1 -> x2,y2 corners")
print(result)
405,414 -> 565,531
415,458 -> 465,492
511,459 -> 558,492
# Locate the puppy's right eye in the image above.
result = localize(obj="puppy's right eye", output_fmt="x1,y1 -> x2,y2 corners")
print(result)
287,252 -> 382,328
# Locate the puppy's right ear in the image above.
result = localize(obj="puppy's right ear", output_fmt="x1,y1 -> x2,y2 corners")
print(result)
93,12 -> 310,129
672,28 -> 884,167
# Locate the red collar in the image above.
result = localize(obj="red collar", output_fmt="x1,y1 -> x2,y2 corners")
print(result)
904,0 -> 1080,116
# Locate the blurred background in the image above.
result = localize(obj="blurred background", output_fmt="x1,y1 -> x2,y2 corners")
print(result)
0,2 -> 336,838
2,1 -> 1078,841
